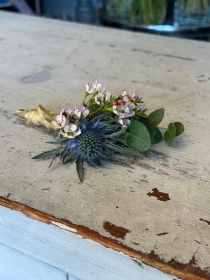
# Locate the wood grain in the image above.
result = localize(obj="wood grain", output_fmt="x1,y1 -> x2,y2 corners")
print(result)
0,11 -> 210,279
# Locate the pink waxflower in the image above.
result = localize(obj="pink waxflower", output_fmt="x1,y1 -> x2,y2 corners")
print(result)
86,82 -> 97,94
85,81 -> 109,96
122,95 -> 130,102
95,91 -> 111,105
113,105 -> 124,117
101,86 -> 107,94
113,103 -> 135,118
131,91 -> 141,101
119,118 -> 130,127
121,90 -> 130,103
51,115 -> 68,129
96,82 -> 103,92
74,105 -> 89,118
60,124 -> 81,138
128,103 -> 136,110
61,108 -> 72,118
136,103 -> 146,111
86,81 -> 103,95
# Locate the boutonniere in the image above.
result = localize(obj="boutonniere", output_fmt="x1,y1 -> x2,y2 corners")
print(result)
18,81 -> 184,182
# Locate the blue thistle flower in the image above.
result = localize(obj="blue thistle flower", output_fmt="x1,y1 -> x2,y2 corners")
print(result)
32,116 -> 139,182
60,117 -> 139,182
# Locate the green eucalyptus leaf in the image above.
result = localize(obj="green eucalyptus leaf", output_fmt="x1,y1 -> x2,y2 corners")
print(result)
138,116 -> 154,139
151,128 -> 163,145
164,123 -> 176,144
125,119 -> 151,152
148,108 -> 165,128
174,122 -> 184,137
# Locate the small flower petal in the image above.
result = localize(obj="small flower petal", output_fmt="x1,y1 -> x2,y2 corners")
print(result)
131,91 -> 141,101
123,95 -> 130,102
86,83 -> 90,92
70,124 -> 77,132
82,109 -> 90,117
121,90 -> 127,96
96,83 -> 103,92
136,103 -> 146,111
128,103 -> 136,110
61,108 -> 72,118
119,118 -> 130,127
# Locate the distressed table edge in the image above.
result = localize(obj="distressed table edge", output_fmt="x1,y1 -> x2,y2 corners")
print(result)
0,196 -> 207,280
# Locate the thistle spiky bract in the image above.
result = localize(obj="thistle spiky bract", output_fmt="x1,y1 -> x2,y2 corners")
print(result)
33,116 -> 139,182
31,81 -> 184,182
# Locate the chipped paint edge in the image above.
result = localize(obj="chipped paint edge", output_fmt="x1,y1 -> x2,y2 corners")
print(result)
0,204 -> 180,280
0,196 -> 208,280
52,221 -> 77,232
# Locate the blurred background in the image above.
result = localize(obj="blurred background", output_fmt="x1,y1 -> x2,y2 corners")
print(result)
1,0 -> 210,40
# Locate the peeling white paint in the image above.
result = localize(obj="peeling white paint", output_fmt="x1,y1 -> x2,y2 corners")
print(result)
0,243 -> 68,280
0,205 -> 180,280
52,221 -> 77,233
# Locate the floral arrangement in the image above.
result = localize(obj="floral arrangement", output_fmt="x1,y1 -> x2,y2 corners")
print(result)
18,81 -> 184,182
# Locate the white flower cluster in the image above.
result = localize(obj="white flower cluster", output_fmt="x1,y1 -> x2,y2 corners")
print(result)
52,105 -> 89,138
113,91 -> 146,127
52,82 -> 146,138
86,81 -> 110,105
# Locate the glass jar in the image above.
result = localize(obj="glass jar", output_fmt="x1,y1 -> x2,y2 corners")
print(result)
174,0 -> 210,26
105,0 -> 167,25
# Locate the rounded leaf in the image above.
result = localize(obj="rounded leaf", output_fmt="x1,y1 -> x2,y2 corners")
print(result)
138,116 -> 154,139
164,123 -> 176,144
174,122 -> 184,137
151,128 -> 163,145
125,120 -> 151,152
148,108 -> 165,128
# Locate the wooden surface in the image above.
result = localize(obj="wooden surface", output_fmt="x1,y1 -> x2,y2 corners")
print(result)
0,205 -> 179,280
0,11 -> 210,280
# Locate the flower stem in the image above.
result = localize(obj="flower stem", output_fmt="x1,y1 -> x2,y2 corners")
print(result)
82,92 -> 89,106
158,126 -> 167,129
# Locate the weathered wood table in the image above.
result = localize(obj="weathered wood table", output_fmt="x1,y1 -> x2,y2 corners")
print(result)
0,11 -> 210,280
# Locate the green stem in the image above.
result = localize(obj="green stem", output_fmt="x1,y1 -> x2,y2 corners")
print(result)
82,92 -> 89,106
89,106 -> 112,117
158,126 -> 167,130
85,91 -> 99,107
